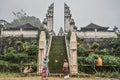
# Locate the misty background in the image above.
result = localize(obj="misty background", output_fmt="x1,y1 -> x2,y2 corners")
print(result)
0,0 -> 120,34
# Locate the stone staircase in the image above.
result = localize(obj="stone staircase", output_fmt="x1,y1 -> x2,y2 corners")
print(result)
48,36 -> 67,73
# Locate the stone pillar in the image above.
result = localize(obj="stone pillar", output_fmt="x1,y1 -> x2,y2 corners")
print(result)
46,3 -> 54,32
37,31 -> 46,74
64,3 -> 77,33
43,18 -> 47,29
64,3 -> 71,32
70,32 -> 78,74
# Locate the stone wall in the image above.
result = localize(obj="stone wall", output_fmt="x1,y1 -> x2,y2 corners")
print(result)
0,28 -> 38,37
76,31 -> 117,38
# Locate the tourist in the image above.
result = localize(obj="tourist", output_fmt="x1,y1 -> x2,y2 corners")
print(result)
23,65 -> 33,76
43,56 -> 49,77
42,67 -> 47,80
23,66 -> 29,76
63,59 -> 69,79
28,65 -> 33,72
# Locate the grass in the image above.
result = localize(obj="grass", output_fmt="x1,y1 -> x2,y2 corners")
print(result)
0,72 -> 112,80
0,72 -> 24,77
0,77 -> 111,80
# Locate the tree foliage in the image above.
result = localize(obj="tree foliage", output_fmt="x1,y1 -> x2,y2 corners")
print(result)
2,10 -> 41,28
110,34 -> 120,55
37,27 -> 49,40
77,45 -> 87,56
102,55 -> 120,66
66,31 -> 71,40
29,44 -> 38,55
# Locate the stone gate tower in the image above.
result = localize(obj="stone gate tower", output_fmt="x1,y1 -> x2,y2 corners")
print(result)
43,3 -> 54,32
64,3 -> 77,32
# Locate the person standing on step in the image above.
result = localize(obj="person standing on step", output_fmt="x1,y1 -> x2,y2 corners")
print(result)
63,59 -> 69,79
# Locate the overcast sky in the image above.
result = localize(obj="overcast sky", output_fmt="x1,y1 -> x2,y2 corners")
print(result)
0,0 -> 120,34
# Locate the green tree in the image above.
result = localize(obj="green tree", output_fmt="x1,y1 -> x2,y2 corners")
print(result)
110,34 -> 120,56
22,42 -> 30,54
102,55 -> 120,66
85,53 -> 98,65
17,53 -> 28,62
16,41 -> 23,53
97,48 -> 109,55
77,45 -> 87,56
66,31 -> 71,40
7,47 -> 16,53
29,44 -> 38,55
5,10 -> 41,28
91,42 -> 100,52
4,53 -> 18,63
37,27 -> 49,41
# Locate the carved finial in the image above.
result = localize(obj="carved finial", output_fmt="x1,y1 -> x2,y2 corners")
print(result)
46,3 -> 54,17
49,3 -> 54,9
42,18 -> 47,24
58,27 -> 64,36
113,26 -> 118,31
59,27 -> 63,33
64,3 -> 69,8
70,19 -> 75,25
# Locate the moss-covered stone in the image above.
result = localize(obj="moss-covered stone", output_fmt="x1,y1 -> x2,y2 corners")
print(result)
48,36 -> 67,73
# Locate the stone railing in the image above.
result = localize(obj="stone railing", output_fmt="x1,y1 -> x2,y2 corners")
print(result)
65,36 -> 71,72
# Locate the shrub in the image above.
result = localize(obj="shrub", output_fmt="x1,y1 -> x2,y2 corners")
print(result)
17,53 -> 28,62
7,47 -> 16,53
16,41 -> 23,46
97,48 -> 109,55
104,72 -> 112,78
28,45 -> 38,55
77,45 -> 87,56
94,72 -> 102,77
85,54 -> 98,65
102,55 -> 119,66
91,42 -> 99,50
0,60 -> 7,65
111,72 -> 120,78
77,37 -> 84,44
78,57 -> 86,66
0,55 -> 4,60
4,53 -> 18,63
22,42 -> 30,54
